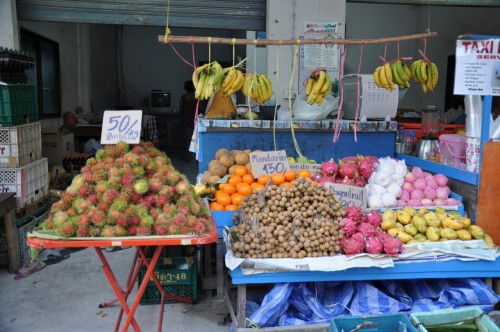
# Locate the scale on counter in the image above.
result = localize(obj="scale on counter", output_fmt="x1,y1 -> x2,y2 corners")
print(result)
342,74 -> 405,120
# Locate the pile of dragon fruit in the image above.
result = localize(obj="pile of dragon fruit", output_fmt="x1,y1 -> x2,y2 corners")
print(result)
313,155 -> 378,188
340,206 -> 403,256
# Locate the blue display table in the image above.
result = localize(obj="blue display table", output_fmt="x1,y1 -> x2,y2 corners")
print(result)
227,258 -> 500,329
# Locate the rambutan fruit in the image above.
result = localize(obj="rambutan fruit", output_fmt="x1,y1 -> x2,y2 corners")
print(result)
122,165 -> 133,177
180,225 -> 192,234
98,202 -> 110,213
162,204 -> 176,215
60,192 -> 75,205
137,155 -> 148,167
82,171 -> 94,182
110,197 -> 128,212
134,205 -> 148,216
56,222 -> 77,237
128,226 -> 137,236
155,156 -> 169,168
136,226 -> 152,236
101,226 -> 116,237
116,216 -> 129,228
77,214 -> 91,227
129,215 -> 140,226
157,194 -> 169,207
107,209 -> 121,224
178,207 -> 190,217
102,190 -> 119,204
95,181 -> 108,194
81,165 -> 93,175
155,213 -> 170,226
148,179 -> 162,192
130,193 -> 142,204
132,145 -> 146,156
150,208 -> 162,221
114,225 -> 128,237
76,199 -> 92,214
154,225 -> 168,236
173,214 -> 185,226
116,141 -> 130,154
145,173 -> 154,179
87,194 -> 98,205
107,176 -> 121,190
114,158 -> 127,169
89,227 -> 102,237
198,205 -> 211,217
43,218 -> 56,230
186,215 -> 198,227
95,149 -> 106,161
86,158 -> 98,166
76,226 -> 90,237
167,224 -> 178,235
123,152 -> 138,165
123,207 -> 134,217
193,224 -> 204,234
66,208 -> 77,217
139,215 -> 154,228
165,172 -> 180,185
175,181 -> 189,195
72,175 -> 86,189
53,211 -> 69,226
93,171 -> 107,183
120,175 -> 134,187
134,179 -> 149,195
144,141 -> 154,149
145,160 -> 157,173
92,211 -> 106,227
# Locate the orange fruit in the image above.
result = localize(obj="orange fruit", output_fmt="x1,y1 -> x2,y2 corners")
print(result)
216,192 -> 232,206
284,169 -> 297,182
225,204 -> 238,211
241,174 -> 255,184
214,190 -> 225,199
231,193 -> 244,206
209,202 -> 224,211
271,173 -> 286,185
227,175 -> 242,186
297,169 -> 311,179
236,182 -> 252,196
280,181 -> 292,188
233,165 -> 248,177
220,183 -> 236,195
250,182 -> 265,191
257,174 -> 272,186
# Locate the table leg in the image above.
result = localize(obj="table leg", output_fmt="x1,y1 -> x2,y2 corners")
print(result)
114,248 -> 140,331
237,284 -> 246,328
216,239 -> 224,300
95,247 -> 141,332
122,245 -> 163,332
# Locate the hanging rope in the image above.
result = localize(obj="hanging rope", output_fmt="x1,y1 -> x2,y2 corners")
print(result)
289,41 -> 303,158
273,44 -> 281,152
334,44 -> 347,143
353,43 -> 364,142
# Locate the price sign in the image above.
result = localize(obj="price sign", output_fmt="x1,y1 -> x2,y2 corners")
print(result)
289,163 -> 321,174
323,182 -> 367,210
101,110 -> 142,144
249,150 -> 290,178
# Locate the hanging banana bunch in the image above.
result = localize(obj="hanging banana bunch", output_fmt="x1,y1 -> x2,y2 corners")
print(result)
241,74 -> 273,104
373,62 -> 396,92
305,70 -> 332,105
221,68 -> 245,97
411,59 -> 438,93
192,61 -> 224,100
390,59 -> 412,89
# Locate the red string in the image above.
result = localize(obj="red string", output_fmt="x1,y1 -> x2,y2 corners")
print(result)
354,43 -> 364,142
334,45 -> 347,143
423,38 -> 427,56
383,40 -> 388,62
397,41 -> 400,59
169,43 -> 195,68
189,39 -> 201,125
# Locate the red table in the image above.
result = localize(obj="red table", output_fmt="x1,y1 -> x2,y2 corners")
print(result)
27,223 -> 218,332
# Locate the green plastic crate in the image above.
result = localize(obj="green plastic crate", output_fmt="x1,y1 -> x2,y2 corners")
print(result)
410,306 -> 500,332
138,257 -> 197,304
144,245 -> 196,259
330,313 -> 418,332
0,85 -> 38,126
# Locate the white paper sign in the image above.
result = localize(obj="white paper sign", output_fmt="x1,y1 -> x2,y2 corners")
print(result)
288,163 -> 321,174
454,37 -> 500,96
249,150 -> 290,178
324,182 -> 367,210
101,110 -> 142,144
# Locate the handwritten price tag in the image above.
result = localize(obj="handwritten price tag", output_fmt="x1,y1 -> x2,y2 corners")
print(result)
101,111 -> 142,144
249,150 -> 290,178
289,163 -> 321,174
323,182 -> 367,210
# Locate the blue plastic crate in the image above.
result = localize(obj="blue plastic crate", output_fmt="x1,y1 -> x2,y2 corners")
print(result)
330,313 -> 418,332
211,210 -> 236,238
410,306 -> 500,332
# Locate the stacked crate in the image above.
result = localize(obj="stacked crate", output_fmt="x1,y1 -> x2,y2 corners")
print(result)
0,84 -> 49,268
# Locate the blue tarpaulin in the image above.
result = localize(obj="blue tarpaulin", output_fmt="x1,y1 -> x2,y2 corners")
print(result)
247,278 -> 500,328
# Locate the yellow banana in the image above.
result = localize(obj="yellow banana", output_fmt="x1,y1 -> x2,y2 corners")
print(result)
194,73 -> 207,99
225,70 -> 244,96
261,75 -> 273,102
383,63 -> 394,90
314,71 -> 326,94
373,66 -> 383,88
421,82 -> 428,94
221,68 -> 237,91
378,65 -> 389,89
420,61 -> 428,82
320,74 -> 331,95
431,62 -> 439,89
306,78 -> 314,96
241,75 -> 251,97
402,61 -> 412,79
426,65 -> 434,92
316,93 -> 325,105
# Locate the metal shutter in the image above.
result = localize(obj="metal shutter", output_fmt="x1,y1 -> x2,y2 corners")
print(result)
16,0 -> 266,31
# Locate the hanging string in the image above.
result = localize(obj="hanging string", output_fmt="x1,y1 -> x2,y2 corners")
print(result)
427,2 -> 432,34
190,38 -> 201,126
208,37 -> 212,64
333,44 -> 347,143
383,40 -> 388,62
163,0 -> 171,43
168,41 -> 194,68
353,43 -> 364,142
397,41 -> 400,59
289,41 -> 303,158
423,38 -> 427,57
231,38 -> 236,67
273,43 -> 281,151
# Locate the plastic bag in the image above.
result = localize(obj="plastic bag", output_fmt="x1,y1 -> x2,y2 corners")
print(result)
83,139 -> 103,154
292,93 -> 338,121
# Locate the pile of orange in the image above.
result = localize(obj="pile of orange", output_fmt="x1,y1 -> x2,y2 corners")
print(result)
209,167 -> 313,211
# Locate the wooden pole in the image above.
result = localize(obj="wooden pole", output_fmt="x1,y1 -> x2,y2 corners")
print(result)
158,32 -> 437,46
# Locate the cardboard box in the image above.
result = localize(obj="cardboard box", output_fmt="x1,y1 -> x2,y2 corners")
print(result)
41,127 -> 75,165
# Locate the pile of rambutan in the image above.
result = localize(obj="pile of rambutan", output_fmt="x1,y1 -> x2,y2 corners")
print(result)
41,141 -> 212,238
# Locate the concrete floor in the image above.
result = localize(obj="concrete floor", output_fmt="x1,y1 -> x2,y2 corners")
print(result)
0,149 -> 232,331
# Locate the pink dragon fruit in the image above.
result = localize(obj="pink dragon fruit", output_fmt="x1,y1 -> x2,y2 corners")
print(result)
353,176 -> 366,187
383,236 -> 403,256
358,158 -> 375,179
345,206 -> 364,223
319,177 -> 336,187
321,159 -> 338,177
312,172 -> 324,182
365,237 -> 384,254
338,161 -> 358,179
357,223 -> 376,237
338,176 -> 356,186
342,235 -> 365,255
351,232 -> 365,243
365,210 -> 382,227
343,218 -> 358,235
